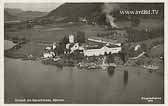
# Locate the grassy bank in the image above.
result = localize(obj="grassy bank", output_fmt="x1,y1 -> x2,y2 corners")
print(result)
4,23 -> 106,59
4,20 -> 164,70
5,41 -> 46,59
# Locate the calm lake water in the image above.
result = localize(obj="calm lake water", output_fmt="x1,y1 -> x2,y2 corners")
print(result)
4,40 -> 16,50
4,57 -> 164,104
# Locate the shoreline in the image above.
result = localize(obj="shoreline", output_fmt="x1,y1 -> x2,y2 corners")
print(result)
4,54 -> 164,75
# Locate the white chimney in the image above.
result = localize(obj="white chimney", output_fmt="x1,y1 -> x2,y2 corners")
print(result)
69,34 -> 74,43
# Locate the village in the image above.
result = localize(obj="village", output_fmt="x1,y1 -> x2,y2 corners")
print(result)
4,16 -> 163,71
40,28 -> 161,71
4,3 -> 164,104
4,3 -> 164,71
41,32 -> 121,69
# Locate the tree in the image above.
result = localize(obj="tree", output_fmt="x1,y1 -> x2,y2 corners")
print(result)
62,36 -> 69,44
76,31 -> 86,43
107,53 -> 114,63
120,43 -> 129,63
131,17 -> 140,27
70,50 -> 84,62
141,43 -> 148,52
56,42 -> 65,55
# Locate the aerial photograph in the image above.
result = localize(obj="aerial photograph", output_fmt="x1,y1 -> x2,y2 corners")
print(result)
4,2 -> 164,104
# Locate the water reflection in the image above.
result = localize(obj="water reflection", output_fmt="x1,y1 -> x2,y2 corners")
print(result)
107,66 -> 115,77
5,57 -> 164,103
57,65 -> 63,70
137,71 -> 141,76
148,69 -> 153,73
123,70 -> 128,86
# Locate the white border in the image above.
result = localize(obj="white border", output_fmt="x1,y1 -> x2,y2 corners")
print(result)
0,0 -> 167,106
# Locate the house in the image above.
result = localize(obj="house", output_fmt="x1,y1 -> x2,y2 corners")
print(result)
45,46 -> 52,50
64,34 -> 122,56
65,39 -> 121,56
65,43 -> 84,54
43,51 -> 55,58
70,43 -> 84,53
83,44 -> 121,56
79,17 -> 88,23
43,43 -> 56,58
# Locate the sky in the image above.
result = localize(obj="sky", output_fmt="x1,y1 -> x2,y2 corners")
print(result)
5,3 -> 63,12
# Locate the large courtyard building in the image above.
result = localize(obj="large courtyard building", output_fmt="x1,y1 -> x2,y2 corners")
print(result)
83,44 -> 121,56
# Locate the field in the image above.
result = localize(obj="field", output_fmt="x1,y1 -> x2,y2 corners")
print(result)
4,18 -> 164,60
5,23 -> 105,41
5,22 -> 107,58
116,18 -> 163,30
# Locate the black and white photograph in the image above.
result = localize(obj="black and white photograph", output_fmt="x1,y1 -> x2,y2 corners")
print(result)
3,2 -> 164,104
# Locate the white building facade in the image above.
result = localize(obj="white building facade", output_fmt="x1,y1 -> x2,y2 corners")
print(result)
83,46 -> 121,56
69,34 -> 74,43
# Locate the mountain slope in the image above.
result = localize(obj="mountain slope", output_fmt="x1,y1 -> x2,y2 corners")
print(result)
47,3 -> 102,17
38,3 -> 163,25
5,8 -> 23,16
4,10 -> 18,21
5,8 -> 48,21
36,3 -> 105,24
17,11 -> 48,21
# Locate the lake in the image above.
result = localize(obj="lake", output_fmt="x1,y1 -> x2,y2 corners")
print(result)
4,40 -> 16,50
4,57 -> 164,104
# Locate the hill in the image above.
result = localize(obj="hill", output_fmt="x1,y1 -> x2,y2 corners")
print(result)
36,3 -> 104,24
16,11 -> 48,21
47,3 -> 102,17
5,8 -> 48,21
37,3 -> 163,25
5,8 -> 23,16
4,10 -> 18,21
